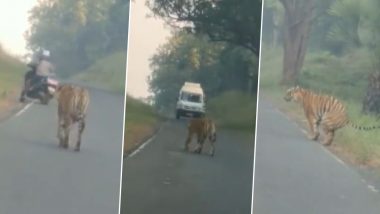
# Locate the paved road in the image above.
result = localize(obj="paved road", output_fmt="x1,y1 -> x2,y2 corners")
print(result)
252,99 -> 380,214
0,89 -> 124,214
121,119 -> 255,214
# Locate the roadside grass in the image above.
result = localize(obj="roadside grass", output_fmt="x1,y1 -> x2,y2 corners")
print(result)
260,45 -> 380,168
0,48 -> 24,118
124,95 -> 161,154
0,48 -> 23,94
72,51 -> 127,94
207,90 -> 256,132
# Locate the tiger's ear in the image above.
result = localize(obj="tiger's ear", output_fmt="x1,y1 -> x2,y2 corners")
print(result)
56,84 -> 64,91
54,85 -> 63,98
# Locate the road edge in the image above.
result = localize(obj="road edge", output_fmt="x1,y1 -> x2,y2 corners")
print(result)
260,95 -> 380,194
123,121 -> 165,159
0,101 -> 29,122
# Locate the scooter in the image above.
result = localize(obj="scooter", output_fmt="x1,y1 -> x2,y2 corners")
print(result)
21,64 -> 59,105
24,76 -> 59,105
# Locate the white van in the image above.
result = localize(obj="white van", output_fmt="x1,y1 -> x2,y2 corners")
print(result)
176,82 -> 206,119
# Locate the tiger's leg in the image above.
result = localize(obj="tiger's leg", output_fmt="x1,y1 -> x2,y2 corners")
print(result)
209,139 -> 215,156
194,133 -> 204,154
57,116 -> 63,147
184,129 -> 192,151
306,113 -> 320,141
60,124 -> 70,149
75,118 -> 86,151
58,126 -> 64,148
322,125 -> 335,146
58,116 -> 69,148
62,117 -> 71,149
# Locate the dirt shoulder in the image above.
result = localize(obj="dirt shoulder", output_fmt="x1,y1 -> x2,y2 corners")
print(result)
0,89 -> 25,122
123,121 -> 162,156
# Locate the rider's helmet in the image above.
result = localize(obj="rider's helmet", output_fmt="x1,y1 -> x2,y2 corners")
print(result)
39,49 -> 51,60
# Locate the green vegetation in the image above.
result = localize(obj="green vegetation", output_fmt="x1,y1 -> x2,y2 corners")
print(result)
26,0 -> 129,77
149,31 -> 258,112
208,91 -> 256,131
147,0 -> 260,134
147,0 -> 261,55
72,51 -> 126,94
124,96 -> 161,153
0,48 -> 23,98
0,47 -> 24,120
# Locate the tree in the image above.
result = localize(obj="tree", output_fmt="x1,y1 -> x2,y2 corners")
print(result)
360,0 -> 380,115
327,0 -> 362,54
26,0 -> 129,76
148,31 -> 257,110
262,0 -> 284,48
279,0 -> 316,85
106,0 -> 130,51
362,71 -> 380,115
146,0 -> 262,56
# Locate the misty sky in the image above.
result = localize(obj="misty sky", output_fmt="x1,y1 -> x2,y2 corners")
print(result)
0,0 -> 36,57
126,0 -> 171,98
0,0 -> 170,98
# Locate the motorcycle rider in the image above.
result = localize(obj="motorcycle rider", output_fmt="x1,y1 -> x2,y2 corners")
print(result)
19,50 -> 55,102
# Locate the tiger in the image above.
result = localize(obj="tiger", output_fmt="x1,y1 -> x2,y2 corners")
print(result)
56,84 -> 90,151
184,116 -> 217,156
284,86 -> 380,146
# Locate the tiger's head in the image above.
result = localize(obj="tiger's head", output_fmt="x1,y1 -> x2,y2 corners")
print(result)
284,86 -> 304,102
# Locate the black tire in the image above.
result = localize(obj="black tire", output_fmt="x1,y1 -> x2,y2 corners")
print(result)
40,94 -> 50,105
176,111 -> 180,120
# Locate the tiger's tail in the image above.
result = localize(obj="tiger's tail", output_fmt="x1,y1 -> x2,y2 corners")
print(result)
348,121 -> 380,131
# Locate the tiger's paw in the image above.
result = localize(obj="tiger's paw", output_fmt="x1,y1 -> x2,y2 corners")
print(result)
193,147 -> 202,154
322,141 -> 333,146
308,133 -> 319,141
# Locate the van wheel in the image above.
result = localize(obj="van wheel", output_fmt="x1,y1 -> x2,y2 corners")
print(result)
176,111 -> 180,120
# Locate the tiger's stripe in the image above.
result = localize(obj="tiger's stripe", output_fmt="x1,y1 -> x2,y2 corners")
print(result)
284,86 -> 380,146
56,84 -> 90,151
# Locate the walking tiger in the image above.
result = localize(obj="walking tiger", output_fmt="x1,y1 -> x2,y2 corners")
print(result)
56,84 -> 90,151
185,116 -> 217,156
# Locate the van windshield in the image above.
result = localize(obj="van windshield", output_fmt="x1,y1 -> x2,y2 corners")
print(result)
181,92 -> 202,103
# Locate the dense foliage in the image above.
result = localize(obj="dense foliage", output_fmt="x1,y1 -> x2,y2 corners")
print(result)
146,0 -> 262,56
148,31 -> 257,110
26,0 -> 129,77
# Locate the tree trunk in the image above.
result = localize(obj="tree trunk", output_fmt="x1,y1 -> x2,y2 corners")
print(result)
362,72 -> 380,115
279,0 -> 315,85
272,28 -> 278,48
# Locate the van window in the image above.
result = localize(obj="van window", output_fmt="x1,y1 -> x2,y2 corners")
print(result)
181,92 -> 202,103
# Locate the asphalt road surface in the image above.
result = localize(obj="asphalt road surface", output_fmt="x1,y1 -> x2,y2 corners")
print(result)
252,99 -> 380,214
0,88 -> 124,214
121,119 -> 255,214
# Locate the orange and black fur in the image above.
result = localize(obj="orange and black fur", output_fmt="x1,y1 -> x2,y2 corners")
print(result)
185,117 -> 217,156
284,86 -> 380,146
56,84 -> 90,151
